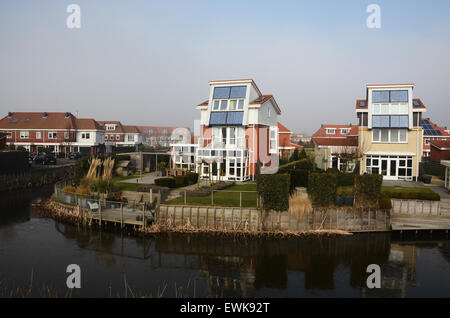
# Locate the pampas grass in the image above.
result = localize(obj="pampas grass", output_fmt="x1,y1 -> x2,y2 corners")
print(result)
288,192 -> 312,219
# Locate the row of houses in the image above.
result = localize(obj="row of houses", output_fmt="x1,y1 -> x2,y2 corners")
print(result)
312,83 -> 450,181
0,112 -> 189,155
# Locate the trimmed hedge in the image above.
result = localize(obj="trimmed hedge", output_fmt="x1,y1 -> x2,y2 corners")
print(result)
378,195 -> 392,210
308,173 -> 338,207
278,159 -> 313,173
354,174 -> 383,208
381,187 -> 440,201
257,174 -> 290,211
155,178 -> 176,188
290,169 -> 309,189
338,173 -> 355,186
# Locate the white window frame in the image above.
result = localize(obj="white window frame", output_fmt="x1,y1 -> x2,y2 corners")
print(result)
48,132 -> 57,139
116,135 -> 120,140
269,126 -> 278,154
20,131 -> 29,139
325,128 -> 336,134
36,131 -> 41,139
340,128 -> 350,134
372,129 -> 408,143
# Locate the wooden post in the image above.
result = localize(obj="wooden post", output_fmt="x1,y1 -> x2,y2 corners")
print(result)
120,203 -> 123,228
99,199 -> 102,227
149,188 -> 153,204
142,204 -> 145,230
184,190 -> 187,205
368,209 -> 371,230
240,192 -> 242,209
211,190 -> 214,205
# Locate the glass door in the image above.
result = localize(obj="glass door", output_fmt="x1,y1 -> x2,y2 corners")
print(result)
381,159 -> 388,176
389,159 -> 397,179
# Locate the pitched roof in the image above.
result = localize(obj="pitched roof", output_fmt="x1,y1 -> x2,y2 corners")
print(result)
97,121 -> 125,133
312,124 -> 359,138
75,118 -> 104,130
0,112 -> 78,130
413,98 -> 426,109
197,100 -> 208,106
313,137 -> 358,147
429,139 -> 450,150
249,95 -> 273,105
122,125 -> 140,134
356,99 -> 368,110
277,122 -> 292,133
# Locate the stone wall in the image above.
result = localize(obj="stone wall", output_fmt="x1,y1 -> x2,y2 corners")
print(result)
391,199 -> 440,216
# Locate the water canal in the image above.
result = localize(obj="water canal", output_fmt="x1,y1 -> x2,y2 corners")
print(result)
0,188 -> 449,297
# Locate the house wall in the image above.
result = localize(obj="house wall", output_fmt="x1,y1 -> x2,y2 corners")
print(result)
314,147 -> 331,170
430,147 -> 450,162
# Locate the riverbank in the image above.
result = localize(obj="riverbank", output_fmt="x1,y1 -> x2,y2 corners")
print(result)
35,199 -> 354,238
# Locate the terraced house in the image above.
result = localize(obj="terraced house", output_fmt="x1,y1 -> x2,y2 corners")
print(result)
171,79 -> 281,181
0,112 -> 105,155
98,121 -> 142,148
356,84 -> 426,181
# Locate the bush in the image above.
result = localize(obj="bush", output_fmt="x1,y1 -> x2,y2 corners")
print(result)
155,178 -> 176,188
62,185 -> 76,193
185,172 -> 199,185
308,173 -> 338,207
326,167 -> 339,174
354,174 -> 383,208
378,195 -> 392,210
382,187 -> 440,201
338,173 -> 355,186
422,174 -> 432,184
257,174 -> 290,211
74,157 -> 90,182
89,179 -> 116,193
116,154 -> 131,161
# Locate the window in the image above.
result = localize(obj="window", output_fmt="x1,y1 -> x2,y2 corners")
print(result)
6,132 -> 12,139
109,135 -> 114,140
372,129 -> 408,143
105,124 -> 116,131
229,100 -> 236,110
20,131 -> 29,139
213,100 -> 220,110
213,86 -> 247,99
326,128 -> 336,134
127,135 -> 134,142
220,100 -> 227,110
116,135 -> 120,140
81,133 -> 90,139
64,132 -> 70,139
104,135 -> 108,141
48,132 -> 57,139
269,126 -> 278,153
373,115 -> 408,128
238,100 -> 244,110
36,131 -> 41,139
340,128 -> 350,134
372,90 -> 408,103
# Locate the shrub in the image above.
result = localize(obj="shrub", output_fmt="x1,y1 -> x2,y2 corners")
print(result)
185,172 -> 199,185
378,195 -> 392,210
116,154 -> 131,161
257,174 -> 290,211
354,174 -> 383,208
326,167 -> 339,174
338,173 -> 355,186
174,175 -> 186,188
74,156 -> 90,182
381,187 -> 440,201
157,161 -> 167,172
89,179 -> 116,193
76,187 -> 91,196
308,173 -> 338,207
155,177 -> 176,188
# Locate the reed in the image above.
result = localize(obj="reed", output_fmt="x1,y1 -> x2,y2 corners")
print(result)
288,192 -> 313,219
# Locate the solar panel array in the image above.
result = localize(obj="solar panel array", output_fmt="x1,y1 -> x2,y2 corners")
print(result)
209,111 -> 244,126
421,119 -> 443,136
413,100 -> 421,107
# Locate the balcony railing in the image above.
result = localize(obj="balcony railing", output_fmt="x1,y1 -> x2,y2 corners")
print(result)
198,137 -> 246,149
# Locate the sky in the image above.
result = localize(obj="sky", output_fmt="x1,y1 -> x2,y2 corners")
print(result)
0,0 -> 449,135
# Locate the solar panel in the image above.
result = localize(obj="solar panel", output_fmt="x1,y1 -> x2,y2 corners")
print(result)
254,96 -> 266,103
209,112 -> 227,126
413,100 -> 421,107
435,130 -> 443,136
10,119 -> 18,123
226,111 -> 244,125
359,101 -> 366,107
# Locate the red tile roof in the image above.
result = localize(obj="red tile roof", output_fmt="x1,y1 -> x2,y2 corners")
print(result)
122,125 -> 140,134
413,98 -> 426,109
249,95 -> 273,105
277,122 -> 291,133
197,100 -> 208,106
0,112 -> 78,130
429,139 -> 450,150
75,118 -> 103,130
356,99 -> 368,110
313,137 -> 358,147
312,124 -> 359,138
98,121 -> 125,133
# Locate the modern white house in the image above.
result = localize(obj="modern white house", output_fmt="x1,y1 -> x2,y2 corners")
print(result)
356,84 -> 426,181
171,79 -> 281,181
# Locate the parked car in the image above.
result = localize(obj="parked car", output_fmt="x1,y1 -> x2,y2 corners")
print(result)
69,152 -> 82,160
34,154 -> 57,165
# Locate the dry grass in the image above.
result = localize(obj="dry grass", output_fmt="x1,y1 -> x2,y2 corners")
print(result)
102,157 -> 115,181
288,192 -> 313,219
86,158 -> 102,180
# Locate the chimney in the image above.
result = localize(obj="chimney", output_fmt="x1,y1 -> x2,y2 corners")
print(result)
7,112 -> 12,118
65,112 -> 70,118
43,112 -> 48,118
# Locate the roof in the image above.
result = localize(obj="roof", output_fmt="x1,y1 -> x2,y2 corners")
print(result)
0,112 -> 78,130
75,118 -> 103,130
197,100 -> 208,107
122,125 -> 140,134
249,95 -> 273,105
429,140 -> 450,150
313,137 -> 358,147
413,98 -> 426,109
312,124 -> 359,138
366,83 -> 414,87
356,99 -> 368,110
277,122 -> 292,134
98,121 -> 125,133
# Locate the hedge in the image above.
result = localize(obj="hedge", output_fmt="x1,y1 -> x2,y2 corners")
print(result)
278,159 -> 313,173
381,187 -> 440,201
378,195 -> 392,210
338,173 -> 355,186
257,174 -> 290,211
354,174 -> 383,208
155,178 -> 176,188
308,173 -> 338,207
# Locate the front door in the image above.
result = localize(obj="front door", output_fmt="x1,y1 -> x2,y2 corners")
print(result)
387,159 -> 397,180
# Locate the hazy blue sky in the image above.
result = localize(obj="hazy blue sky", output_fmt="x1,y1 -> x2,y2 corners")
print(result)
0,0 -> 449,134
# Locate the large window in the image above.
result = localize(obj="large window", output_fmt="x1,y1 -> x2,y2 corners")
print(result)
48,132 -> 57,139
373,103 -> 408,115
212,99 -> 245,112
372,129 -> 407,143
269,126 -> 278,153
372,115 -> 408,128
372,90 -> 408,103
213,86 -> 247,99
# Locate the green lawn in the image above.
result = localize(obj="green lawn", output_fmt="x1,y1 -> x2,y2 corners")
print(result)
166,183 -> 258,207
114,182 -> 152,192
381,186 -> 440,201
